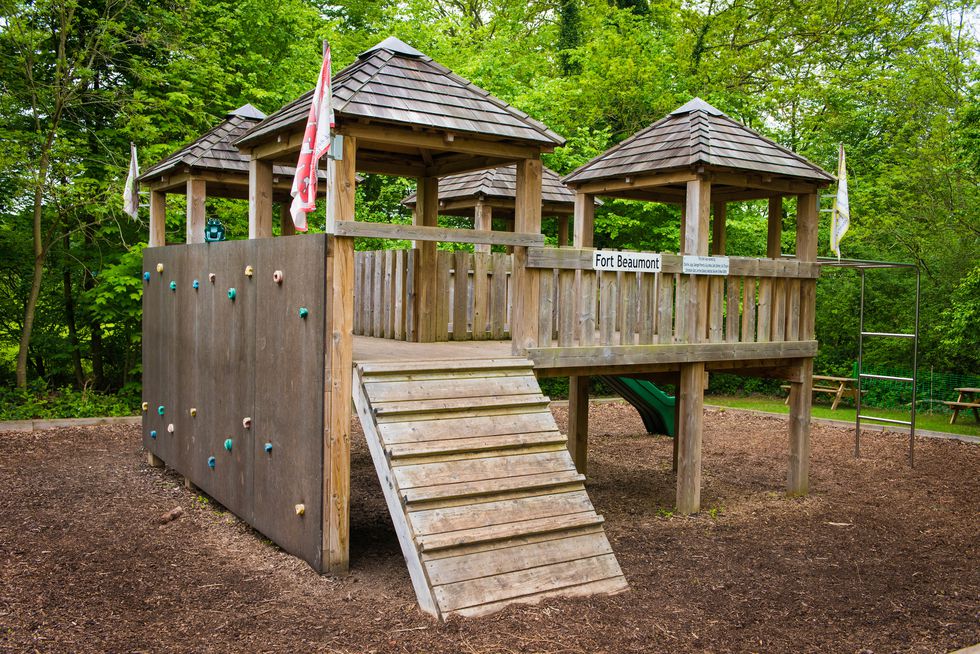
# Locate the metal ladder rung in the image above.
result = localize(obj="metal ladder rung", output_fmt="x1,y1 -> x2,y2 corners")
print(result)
859,373 -> 914,382
861,331 -> 915,339
858,415 -> 912,426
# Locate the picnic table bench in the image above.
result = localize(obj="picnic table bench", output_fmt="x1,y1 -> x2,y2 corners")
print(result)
944,387 -> 980,424
782,375 -> 861,410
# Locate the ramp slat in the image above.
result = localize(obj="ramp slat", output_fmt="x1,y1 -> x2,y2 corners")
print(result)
353,359 -> 628,620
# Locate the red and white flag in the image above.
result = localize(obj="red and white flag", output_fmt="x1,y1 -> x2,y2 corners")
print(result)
289,44 -> 334,231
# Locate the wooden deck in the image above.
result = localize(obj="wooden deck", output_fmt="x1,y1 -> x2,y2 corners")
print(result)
353,336 -> 514,363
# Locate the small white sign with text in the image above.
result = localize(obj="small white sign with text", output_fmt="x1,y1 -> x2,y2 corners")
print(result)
682,255 -> 730,276
592,250 -> 663,273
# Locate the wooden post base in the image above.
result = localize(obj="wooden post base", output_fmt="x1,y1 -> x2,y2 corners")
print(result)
676,362 -> 705,514
184,476 -> 198,492
567,376 -> 589,474
147,451 -> 164,468
787,358 -> 813,496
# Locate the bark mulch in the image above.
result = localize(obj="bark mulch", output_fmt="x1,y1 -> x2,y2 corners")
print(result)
0,404 -> 977,653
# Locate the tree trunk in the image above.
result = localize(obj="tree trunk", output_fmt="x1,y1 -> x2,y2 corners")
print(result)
62,232 -> 85,387
16,152 -> 49,388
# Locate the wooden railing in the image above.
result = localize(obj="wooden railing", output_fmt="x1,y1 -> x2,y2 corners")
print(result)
525,248 -> 819,348
353,250 -> 512,341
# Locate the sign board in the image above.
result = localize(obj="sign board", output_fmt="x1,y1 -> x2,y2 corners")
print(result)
682,255 -> 730,276
592,250 -> 662,273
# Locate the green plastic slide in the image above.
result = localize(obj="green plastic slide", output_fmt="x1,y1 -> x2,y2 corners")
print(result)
600,376 -> 676,437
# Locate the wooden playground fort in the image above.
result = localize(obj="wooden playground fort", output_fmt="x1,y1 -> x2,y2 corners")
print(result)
139,37 -> 833,620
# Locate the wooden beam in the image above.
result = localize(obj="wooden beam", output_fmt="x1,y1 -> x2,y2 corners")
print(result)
322,135 -> 357,574
186,178 -> 206,244
557,216 -> 569,247
280,203 -> 296,236
329,220 -> 543,247
572,192 -> 595,248
708,171 -> 824,195
767,196 -> 782,258
567,376 -> 589,474
796,193 -> 818,262
525,248 -> 820,278
474,201 -> 492,254
676,362 -> 705,514
787,358 -> 813,495
326,136 -> 357,233
342,123 -> 547,159
711,201 -> 726,255
569,170 -> 697,196
429,154 -> 515,177
148,190 -> 166,247
248,158 -> 273,239
415,176 -> 439,343
244,130 -> 306,162
511,158 -> 543,354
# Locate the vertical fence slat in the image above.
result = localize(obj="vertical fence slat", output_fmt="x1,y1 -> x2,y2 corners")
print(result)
725,276 -> 741,342
599,271 -> 617,346
436,251 -> 451,342
786,278 -> 801,341
453,251 -> 469,341
771,278 -> 786,342
638,273 -> 655,345
756,278 -> 772,343
393,250 -> 405,340
472,252 -> 489,340
657,273 -> 674,343
620,272 -> 638,345
558,269 -> 575,347
537,270 -> 554,347
742,277 -> 756,343
353,253 -> 363,336
490,253 -> 508,340
372,250 -> 385,338
579,272 -> 596,346
406,250 -> 417,342
708,276 -> 724,343
673,274 -> 689,344
384,249 -> 394,339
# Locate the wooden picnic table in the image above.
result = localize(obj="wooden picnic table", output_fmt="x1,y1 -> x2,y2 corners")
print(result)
782,375 -> 860,410
944,387 -> 980,424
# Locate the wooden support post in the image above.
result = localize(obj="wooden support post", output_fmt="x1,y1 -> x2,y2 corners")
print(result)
414,177 -> 439,342
511,158 -> 542,354
676,362 -> 705,514
186,179 -> 206,244
572,192 -> 594,248
672,398 -> 681,473
280,203 -> 296,236
567,376 -> 589,474
557,216 -> 569,247
248,158 -> 273,239
323,135 -> 357,574
767,196 -> 782,258
474,200 -> 492,254
184,476 -> 198,492
146,451 -> 164,468
711,201 -> 726,255
149,190 -> 166,247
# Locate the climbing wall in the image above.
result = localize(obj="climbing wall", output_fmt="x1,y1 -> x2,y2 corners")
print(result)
353,359 -> 628,620
141,236 -> 326,569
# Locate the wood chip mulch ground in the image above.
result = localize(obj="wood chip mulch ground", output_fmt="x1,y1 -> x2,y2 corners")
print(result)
0,404 -> 977,653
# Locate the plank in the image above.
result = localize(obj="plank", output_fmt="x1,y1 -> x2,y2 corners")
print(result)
395,452 -> 577,491
402,470 -> 585,504
578,272 -> 596,347
771,277 -> 786,342
786,278 -> 801,341
527,340 -> 819,370
379,409 -> 558,444
357,358 -> 529,374
387,431 -> 567,460
537,269 -> 554,347
598,271 -> 617,346
657,273 -> 674,343
406,249 -> 417,342
452,251 -> 470,340
384,249 -> 395,339
638,273 -> 656,344
756,278 -> 772,343
472,252 -> 489,340
373,248 -> 385,337
725,276 -> 741,342
708,276 -> 724,343
372,393 -> 550,417
353,253 -> 364,335
330,220 -> 545,247
417,512 -> 604,553
741,277 -> 756,343
364,375 -> 541,403
394,249 -> 406,340
490,253 -> 508,340
621,272 -> 638,345
437,250 -> 451,342
451,576 -> 626,619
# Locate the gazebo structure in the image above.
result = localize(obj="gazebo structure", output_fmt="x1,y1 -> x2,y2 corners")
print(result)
562,97 -> 834,514
401,164 -> 580,251
139,104 -> 310,245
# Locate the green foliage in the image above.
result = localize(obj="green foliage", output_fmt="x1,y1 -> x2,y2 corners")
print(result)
0,382 -> 140,420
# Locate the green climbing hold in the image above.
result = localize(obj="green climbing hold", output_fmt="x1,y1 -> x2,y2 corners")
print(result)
228,287 -> 236,300
157,405 -> 165,416
224,438 -> 233,452
299,307 -> 309,318
169,280 -> 177,291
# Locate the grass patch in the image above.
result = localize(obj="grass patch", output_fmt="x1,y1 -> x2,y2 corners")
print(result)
707,394 -> 980,437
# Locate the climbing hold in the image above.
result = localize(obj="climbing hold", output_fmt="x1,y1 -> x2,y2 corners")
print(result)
167,423 -> 175,433
208,273 -> 216,283
192,279 -> 200,290
208,456 -> 216,469
169,280 -> 177,291
189,407 -> 197,417
150,430 -> 157,439
295,503 -> 306,517
298,307 -> 309,319
157,405 -> 165,416
224,438 -> 233,452
156,263 -> 164,273
264,442 -> 273,454
272,270 -> 284,284
228,287 -> 236,300
242,417 -> 252,429
141,401 -> 149,412
244,265 -> 254,278
143,272 -> 151,282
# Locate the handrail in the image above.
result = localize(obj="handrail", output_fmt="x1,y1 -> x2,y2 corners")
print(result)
329,220 -> 545,247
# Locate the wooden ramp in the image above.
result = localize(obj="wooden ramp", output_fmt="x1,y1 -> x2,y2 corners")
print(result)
353,358 -> 628,620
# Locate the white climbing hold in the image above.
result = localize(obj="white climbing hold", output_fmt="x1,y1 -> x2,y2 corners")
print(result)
208,273 -> 216,283
273,270 -> 284,284
189,407 -> 197,417
242,417 -> 252,429
244,265 -> 254,278
295,503 -> 306,517
167,423 -> 175,433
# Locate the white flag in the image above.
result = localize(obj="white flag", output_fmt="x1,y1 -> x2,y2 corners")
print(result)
831,144 -> 849,259
289,44 -> 334,231
123,142 -> 139,220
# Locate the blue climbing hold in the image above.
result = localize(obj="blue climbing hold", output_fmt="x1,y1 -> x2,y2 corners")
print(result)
169,280 -> 177,291
157,405 -> 165,416
192,279 -> 200,290
143,272 -> 151,282
228,287 -> 237,300
150,430 -> 157,439
299,307 -> 309,319
224,438 -> 233,452
264,442 -> 273,454
208,456 -> 216,469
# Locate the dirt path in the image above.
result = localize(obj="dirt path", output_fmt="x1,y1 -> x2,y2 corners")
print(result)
1,404 -> 977,653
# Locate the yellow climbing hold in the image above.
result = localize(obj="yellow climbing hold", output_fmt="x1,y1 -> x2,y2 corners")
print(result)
244,265 -> 254,277
141,401 -> 149,412
294,503 -> 306,517
156,263 -> 164,273
189,407 -> 197,417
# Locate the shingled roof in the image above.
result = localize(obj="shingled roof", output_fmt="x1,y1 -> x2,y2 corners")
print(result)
140,105 -> 270,181
236,37 -> 564,149
563,98 -> 833,186
402,165 -> 576,209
